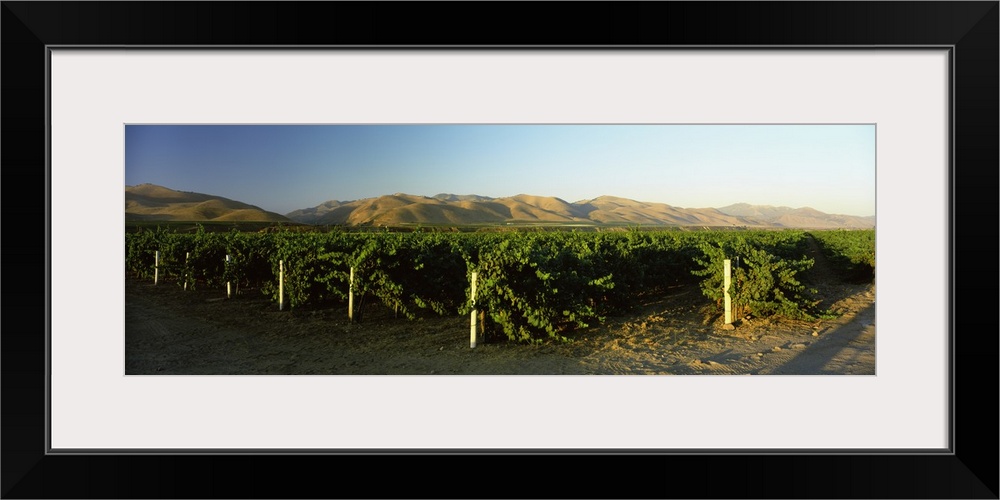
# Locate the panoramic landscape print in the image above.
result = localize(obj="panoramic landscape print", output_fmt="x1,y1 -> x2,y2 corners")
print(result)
125,124 -> 876,375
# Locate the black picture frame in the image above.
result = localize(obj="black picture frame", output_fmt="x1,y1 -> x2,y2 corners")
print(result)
3,2 -> 997,498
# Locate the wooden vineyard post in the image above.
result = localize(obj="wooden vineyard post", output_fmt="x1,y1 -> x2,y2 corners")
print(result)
278,260 -> 284,311
723,259 -> 732,325
470,271 -> 478,348
183,252 -> 189,290
226,254 -> 232,299
154,251 -> 160,285
348,266 -> 354,322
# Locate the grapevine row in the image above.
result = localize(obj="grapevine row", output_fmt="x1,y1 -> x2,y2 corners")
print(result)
126,226 -> 873,342
808,229 -> 876,282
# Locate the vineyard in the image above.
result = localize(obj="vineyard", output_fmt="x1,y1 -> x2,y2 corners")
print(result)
125,226 -> 876,345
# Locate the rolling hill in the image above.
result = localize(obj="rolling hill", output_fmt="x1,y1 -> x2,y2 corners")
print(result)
125,184 -> 292,222
716,203 -> 875,229
124,184 -> 873,228
286,193 -> 875,228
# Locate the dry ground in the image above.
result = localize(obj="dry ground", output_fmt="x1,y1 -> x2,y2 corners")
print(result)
125,273 -> 875,376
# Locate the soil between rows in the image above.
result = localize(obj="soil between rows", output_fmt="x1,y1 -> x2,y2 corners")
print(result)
125,276 -> 875,376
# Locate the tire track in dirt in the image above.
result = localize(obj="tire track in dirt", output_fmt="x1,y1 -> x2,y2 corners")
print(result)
766,295 -> 876,375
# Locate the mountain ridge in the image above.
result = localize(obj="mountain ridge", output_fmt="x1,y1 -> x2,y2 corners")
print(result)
126,184 -> 875,228
288,192 -> 874,228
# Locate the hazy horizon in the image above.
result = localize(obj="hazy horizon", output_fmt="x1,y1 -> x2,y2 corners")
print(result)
125,124 -> 876,217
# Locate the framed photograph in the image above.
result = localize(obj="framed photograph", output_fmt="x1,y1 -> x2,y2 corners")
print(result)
4,2 -> 996,498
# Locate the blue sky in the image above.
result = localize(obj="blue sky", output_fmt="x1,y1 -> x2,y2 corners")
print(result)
125,124 -> 876,216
